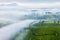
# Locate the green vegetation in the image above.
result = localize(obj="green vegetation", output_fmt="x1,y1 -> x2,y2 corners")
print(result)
14,21 -> 60,40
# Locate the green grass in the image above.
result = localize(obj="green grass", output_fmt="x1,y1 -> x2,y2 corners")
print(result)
25,21 -> 60,40
14,21 -> 60,40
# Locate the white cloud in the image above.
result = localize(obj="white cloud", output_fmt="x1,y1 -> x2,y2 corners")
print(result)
17,2 -> 60,8
0,2 -> 60,8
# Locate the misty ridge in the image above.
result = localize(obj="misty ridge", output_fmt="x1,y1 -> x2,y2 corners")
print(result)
0,2 -> 59,20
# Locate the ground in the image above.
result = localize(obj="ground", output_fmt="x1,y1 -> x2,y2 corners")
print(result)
14,21 -> 60,40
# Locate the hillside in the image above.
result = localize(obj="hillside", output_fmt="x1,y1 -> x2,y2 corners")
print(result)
14,21 -> 60,40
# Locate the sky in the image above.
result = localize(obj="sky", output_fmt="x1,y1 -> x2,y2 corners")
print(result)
0,0 -> 59,8
0,0 -> 59,3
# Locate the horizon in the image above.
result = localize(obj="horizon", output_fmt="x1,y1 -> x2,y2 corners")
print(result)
0,0 -> 59,8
